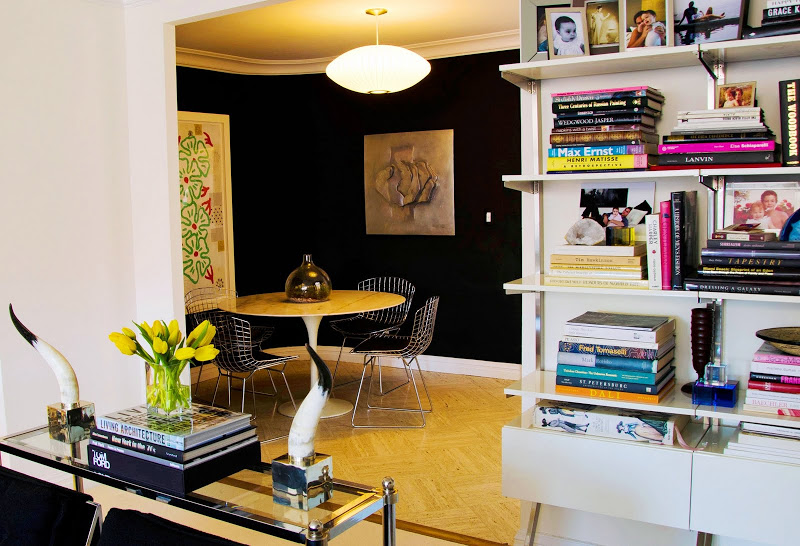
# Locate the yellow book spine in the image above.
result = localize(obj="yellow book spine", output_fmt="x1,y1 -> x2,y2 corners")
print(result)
543,276 -> 650,289
548,268 -> 646,279
552,263 -> 644,271
554,380 -> 675,403
550,254 -> 647,266
546,154 -> 649,171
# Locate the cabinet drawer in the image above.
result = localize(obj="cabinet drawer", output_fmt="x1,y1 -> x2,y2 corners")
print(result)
502,423 -> 693,528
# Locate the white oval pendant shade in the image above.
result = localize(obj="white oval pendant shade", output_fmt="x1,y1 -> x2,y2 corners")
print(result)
325,44 -> 431,94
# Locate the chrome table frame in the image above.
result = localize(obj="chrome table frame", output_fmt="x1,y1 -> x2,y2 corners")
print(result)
0,426 -> 397,546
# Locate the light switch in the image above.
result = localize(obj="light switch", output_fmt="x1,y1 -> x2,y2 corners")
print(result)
485,212 -> 492,223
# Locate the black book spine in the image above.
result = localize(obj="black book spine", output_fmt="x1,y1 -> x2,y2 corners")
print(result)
552,89 -> 662,103
662,132 -> 772,142
671,191 -> 685,290
555,107 -> 658,118
707,239 -> 800,250
701,256 -> 800,267
552,96 -> 661,114
696,266 -> 800,279
763,5 -> 800,18
553,115 -> 653,128
750,372 -> 800,384
779,79 -> 800,166
684,278 -> 800,296
702,248 -> 800,259
657,151 -> 777,165
90,428 -> 185,462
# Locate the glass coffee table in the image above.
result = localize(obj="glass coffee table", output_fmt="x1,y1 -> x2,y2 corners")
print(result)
0,426 -> 397,545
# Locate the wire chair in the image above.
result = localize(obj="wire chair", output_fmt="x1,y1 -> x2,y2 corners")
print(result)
329,277 -> 415,393
184,287 -> 274,395
350,296 -> 438,428
205,312 -> 297,422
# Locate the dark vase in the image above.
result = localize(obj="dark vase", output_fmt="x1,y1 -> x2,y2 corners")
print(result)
682,307 -> 714,394
285,254 -> 332,303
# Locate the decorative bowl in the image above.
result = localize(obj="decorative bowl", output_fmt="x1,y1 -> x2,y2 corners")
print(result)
755,327 -> 800,356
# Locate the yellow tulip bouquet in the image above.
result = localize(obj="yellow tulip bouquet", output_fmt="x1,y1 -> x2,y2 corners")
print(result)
109,319 -> 219,415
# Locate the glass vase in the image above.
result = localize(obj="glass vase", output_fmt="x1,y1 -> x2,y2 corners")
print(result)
285,254 -> 332,303
145,361 -> 191,415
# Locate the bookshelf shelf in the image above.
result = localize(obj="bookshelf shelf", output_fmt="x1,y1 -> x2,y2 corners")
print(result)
696,398 -> 800,429
701,35 -> 800,65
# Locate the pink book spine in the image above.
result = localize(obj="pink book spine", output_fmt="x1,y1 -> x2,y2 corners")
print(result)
552,85 -> 651,97
659,200 -> 673,290
658,141 -> 776,154
753,353 -> 800,365
633,154 -> 649,168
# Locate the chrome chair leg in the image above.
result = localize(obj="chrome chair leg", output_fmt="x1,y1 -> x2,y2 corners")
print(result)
351,358 -> 374,428
372,357 -> 411,397
411,356 -> 433,412
193,362 -> 204,395
211,373 -> 223,407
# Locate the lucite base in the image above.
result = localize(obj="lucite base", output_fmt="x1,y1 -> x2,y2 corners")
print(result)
692,380 -> 739,408
47,401 -> 96,443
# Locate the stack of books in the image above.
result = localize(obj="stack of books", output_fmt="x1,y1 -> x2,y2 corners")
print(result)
743,342 -> 800,415
554,311 -> 677,403
534,400 -> 688,445
545,242 -> 649,290
88,403 -> 260,496
546,86 -> 662,173
684,236 -> 800,296
724,422 -> 800,463
655,107 -> 779,169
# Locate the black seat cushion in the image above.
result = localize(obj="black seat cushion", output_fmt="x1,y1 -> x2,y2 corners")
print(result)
0,466 -> 96,546
98,508 -> 247,546
330,316 -> 396,337
352,335 -> 410,354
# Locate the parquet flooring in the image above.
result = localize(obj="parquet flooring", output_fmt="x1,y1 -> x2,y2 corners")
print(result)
194,356 -> 521,545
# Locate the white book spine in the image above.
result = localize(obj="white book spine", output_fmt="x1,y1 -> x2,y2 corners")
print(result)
548,268 -> 644,279
750,361 -> 800,376
745,388 -> 800,402
766,0 -> 800,8
741,422 -> 800,438
562,324 -> 661,342
561,335 -> 669,350
644,214 -> 661,290
744,396 -> 800,409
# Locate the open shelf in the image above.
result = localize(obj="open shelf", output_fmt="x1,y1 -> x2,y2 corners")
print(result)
696,398 -> 800,429
701,34 -> 800,65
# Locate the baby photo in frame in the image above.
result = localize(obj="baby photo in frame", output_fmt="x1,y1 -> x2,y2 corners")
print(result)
546,7 -> 590,57
623,0 -> 671,48
716,81 -> 756,108
586,0 -> 621,54
521,0 -> 571,62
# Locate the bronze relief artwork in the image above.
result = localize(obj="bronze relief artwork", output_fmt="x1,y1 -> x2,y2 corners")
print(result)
364,129 -> 455,235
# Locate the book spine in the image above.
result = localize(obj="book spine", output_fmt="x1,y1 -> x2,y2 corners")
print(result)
696,266 -> 800,278
95,417 -> 186,450
543,276 -> 650,289
561,335 -> 666,350
88,443 -> 185,493
556,108 -> 658,119
670,192 -> 684,290
742,403 -> 800,416
750,361 -> 800,374
558,341 -> 661,360
546,154 -> 650,171
556,374 -> 672,394
644,213 -> 662,290
552,123 -> 655,134
554,381 -> 674,403
707,240 -> 800,250
700,256 -> 800,267
552,97 -> 659,113
551,86 -> 654,98
550,130 -> 653,145
702,248 -> 800,260
89,439 -> 183,468
546,263 -> 643,271
753,352 -> 800,365
662,132 -> 772,142
554,115 -> 652,128
548,268 -> 644,279
547,145 -> 647,157
745,388 -> 800,401
779,79 -> 800,166
550,254 -> 645,265
657,152 -> 776,165
749,380 -> 800,394
658,201 -> 673,290
556,351 -> 663,369
556,363 -> 663,384
741,422 -> 800,437
89,428 -> 185,462
711,232 -> 776,241
658,141 -> 776,154
764,5 -> 800,18
534,405 -> 678,445
767,0 -> 800,9
551,244 -> 644,256
744,397 -> 800,409
683,279 -> 800,296
561,324 -> 663,344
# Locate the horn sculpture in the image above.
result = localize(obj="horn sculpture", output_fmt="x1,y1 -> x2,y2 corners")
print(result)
288,343 -> 333,461
9,304 -> 80,408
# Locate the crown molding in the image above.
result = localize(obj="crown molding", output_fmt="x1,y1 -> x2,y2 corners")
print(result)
176,30 -> 519,75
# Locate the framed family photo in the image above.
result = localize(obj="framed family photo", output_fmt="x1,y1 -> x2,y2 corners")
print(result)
586,0 -> 621,54
546,7 -> 590,58
672,0 -> 746,45
716,81 -> 756,108
725,181 -> 799,233
622,0 -> 672,49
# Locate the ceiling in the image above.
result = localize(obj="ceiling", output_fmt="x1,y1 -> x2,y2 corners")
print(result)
175,0 -> 520,75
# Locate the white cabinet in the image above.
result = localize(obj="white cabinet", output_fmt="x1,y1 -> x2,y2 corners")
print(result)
501,33 -> 800,545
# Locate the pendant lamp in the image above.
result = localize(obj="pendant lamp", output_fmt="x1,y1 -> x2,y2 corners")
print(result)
325,8 -> 431,94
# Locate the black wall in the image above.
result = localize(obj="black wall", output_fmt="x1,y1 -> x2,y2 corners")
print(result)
177,50 -> 522,363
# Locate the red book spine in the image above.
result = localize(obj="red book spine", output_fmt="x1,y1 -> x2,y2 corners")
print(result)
659,200 -> 673,290
748,380 -> 800,393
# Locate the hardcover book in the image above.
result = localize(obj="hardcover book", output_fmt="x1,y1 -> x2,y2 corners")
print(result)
711,227 -> 778,241
550,130 -> 658,145
723,446 -> 800,463
553,379 -> 676,403
551,86 -> 664,102
557,363 -> 675,384
555,108 -> 660,119
551,243 -> 647,257
88,426 -> 257,463
552,97 -> 662,114
707,239 -> 800,250
565,313 -> 670,330
751,360 -> 800,375
533,401 -> 686,445
683,277 -> 800,296
87,437 -> 260,496
656,151 -> 777,166
779,79 -> 799,166
548,267 -> 646,279
745,388 -> 800,401
700,256 -> 800,268
749,371 -> 800,383
701,247 -> 800,260
563,315 -> 676,344
744,396 -> 800,409
659,200 -> 673,290
542,276 -> 649,289
696,265 -> 800,279
741,403 -> 800,416
554,115 -> 655,128
556,348 -> 675,373
549,254 -> 646,266
670,190 -> 698,290
749,380 -> 800,394
95,403 -> 253,451
657,141 -> 777,154
662,131 -> 772,142
741,421 -> 800,438
560,334 -> 675,352
547,145 -> 651,157
754,341 -> 800,364
552,123 -> 656,134
555,368 -> 675,394
546,154 -> 651,171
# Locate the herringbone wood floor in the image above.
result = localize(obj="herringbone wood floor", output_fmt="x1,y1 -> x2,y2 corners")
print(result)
194,357 -> 521,545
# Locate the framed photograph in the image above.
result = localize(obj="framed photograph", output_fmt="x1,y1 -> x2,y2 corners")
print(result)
622,0 -> 671,49
716,81 -> 756,108
673,0 -> 746,45
725,181 -> 799,233
579,181 -> 656,227
522,0 -> 572,62
546,7 -> 590,57
586,0 -> 621,54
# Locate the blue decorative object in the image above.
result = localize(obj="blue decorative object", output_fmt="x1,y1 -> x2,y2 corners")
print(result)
779,208 -> 800,241
692,380 -> 738,408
